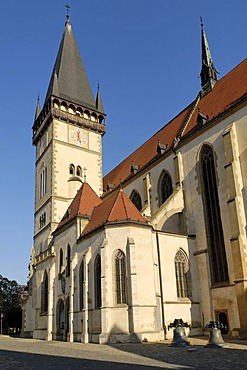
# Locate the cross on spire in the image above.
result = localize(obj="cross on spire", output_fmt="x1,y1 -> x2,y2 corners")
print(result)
83,167 -> 87,183
65,3 -> 70,20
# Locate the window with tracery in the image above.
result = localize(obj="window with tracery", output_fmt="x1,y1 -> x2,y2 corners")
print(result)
40,166 -> 47,198
130,190 -> 142,211
200,145 -> 229,285
94,255 -> 101,308
175,249 -> 191,298
158,171 -> 172,206
115,250 -> 127,304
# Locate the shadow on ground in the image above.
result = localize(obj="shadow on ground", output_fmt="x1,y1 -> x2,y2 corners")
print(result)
0,347 -> 187,370
109,340 -> 247,370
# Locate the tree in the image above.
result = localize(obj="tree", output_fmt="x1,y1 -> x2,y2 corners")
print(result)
0,275 -> 26,334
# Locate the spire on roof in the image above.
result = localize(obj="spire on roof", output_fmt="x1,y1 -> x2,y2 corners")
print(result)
95,82 -> 105,113
44,16 -> 96,110
35,95 -> 41,120
200,17 -> 218,97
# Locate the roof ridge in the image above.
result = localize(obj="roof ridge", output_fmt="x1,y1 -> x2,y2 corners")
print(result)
108,192 -> 121,220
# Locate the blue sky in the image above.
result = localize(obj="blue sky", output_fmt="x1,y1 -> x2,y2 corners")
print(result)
1,0 -> 247,284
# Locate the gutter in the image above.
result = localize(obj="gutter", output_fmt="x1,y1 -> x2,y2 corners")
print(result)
156,232 -> 167,340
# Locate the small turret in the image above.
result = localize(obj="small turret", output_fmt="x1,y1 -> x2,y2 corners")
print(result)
200,18 -> 218,97
95,83 -> 104,113
35,95 -> 41,120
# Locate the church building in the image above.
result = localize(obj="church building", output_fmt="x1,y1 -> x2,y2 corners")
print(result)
22,14 -> 247,343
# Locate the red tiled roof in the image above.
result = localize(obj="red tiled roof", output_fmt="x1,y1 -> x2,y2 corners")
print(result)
183,58 -> 247,135
103,101 -> 196,191
80,190 -> 148,237
103,58 -> 247,191
56,182 -> 102,230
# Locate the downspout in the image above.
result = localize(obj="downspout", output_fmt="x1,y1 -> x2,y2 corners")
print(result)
156,232 -> 167,340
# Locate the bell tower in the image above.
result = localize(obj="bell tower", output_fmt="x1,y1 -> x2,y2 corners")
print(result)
32,15 -> 106,258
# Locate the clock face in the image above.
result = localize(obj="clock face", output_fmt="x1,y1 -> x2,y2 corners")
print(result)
69,128 -> 87,147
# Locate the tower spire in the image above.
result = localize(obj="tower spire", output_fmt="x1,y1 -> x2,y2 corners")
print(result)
44,15 -> 96,110
200,18 -> 218,97
95,82 -> 105,113
35,95 -> 41,120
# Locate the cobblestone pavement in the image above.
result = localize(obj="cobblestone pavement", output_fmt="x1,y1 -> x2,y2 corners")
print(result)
0,335 -> 247,370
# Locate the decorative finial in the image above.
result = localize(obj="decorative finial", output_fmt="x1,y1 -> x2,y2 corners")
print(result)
200,16 -> 203,30
97,80 -> 100,91
66,3 -> 70,20
83,167 -> 87,182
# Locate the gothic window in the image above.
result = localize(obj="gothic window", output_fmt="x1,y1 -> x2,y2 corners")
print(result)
115,250 -> 127,304
94,254 -> 101,308
130,190 -> 142,211
79,260 -> 84,310
69,164 -> 75,175
41,270 -> 48,314
76,166 -> 82,177
66,245 -> 71,277
200,145 -> 229,285
39,166 -> 47,198
175,249 -> 191,298
158,171 -> 173,206
59,249 -> 63,275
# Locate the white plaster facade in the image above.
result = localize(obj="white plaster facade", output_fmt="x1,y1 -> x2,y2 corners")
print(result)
22,17 -> 247,342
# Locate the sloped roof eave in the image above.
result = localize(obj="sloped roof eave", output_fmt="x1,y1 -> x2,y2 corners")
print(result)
77,219 -> 152,242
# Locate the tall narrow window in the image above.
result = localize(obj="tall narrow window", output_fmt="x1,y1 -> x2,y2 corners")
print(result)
41,270 -> 48,314
94,255 -> 101,308
175,249 -> 191,298
79,260 -> 84,310
59,249 -> 63,275
158,171 -> 172,206
66,245 -> 71,277
115,250 -> 127,304
200,145 -> 229,285
39,166 -> 47,198
130,190 -> 142,211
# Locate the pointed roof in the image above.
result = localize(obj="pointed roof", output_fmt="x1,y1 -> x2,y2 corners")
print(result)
80,190 -> 148,237
56,182 -> 102,230
103,58 -> 247,192
95,83 -> 104,113
45,18 -> 96,110
200,18 -> 218,94
35,96 -> 41,120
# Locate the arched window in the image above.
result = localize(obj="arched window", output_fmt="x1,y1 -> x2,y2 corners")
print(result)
175,249 -> 191,298
41,270 -> 48,314
76,166 -> 82,177
39,166 -> 47,199
59,249 -> 63,275
158,171 -> 173,206
130,190 -> 142,211
66,245 -> 71,277
79,260 -> 84,310
115,250 -> 127,304
69,164 -> 75,175
200,145 -> 229,285
94,255 -> 101,308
